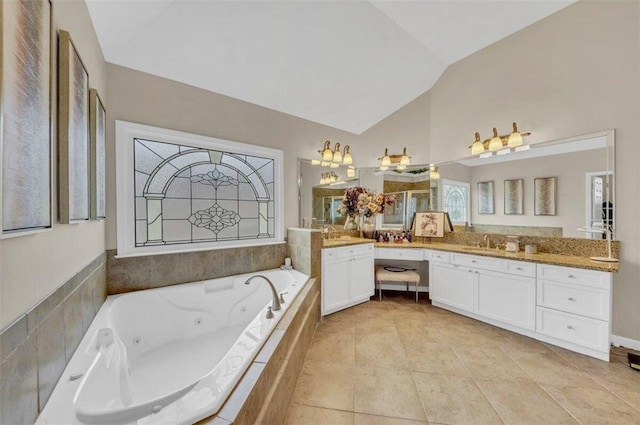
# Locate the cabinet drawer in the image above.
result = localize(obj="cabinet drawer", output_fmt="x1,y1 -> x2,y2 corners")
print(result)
537,264 -> 610,288
428,250 -> 450,263
375,247 -> 423,261
536,307 -> 609,352
325,244 -> 373,260
503,260 -> 536,278
451,253 -> 501,271
537,280 -> 610,320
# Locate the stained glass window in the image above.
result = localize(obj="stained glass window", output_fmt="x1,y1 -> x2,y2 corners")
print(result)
116,121 -> 283,256
442,179 -> 470,225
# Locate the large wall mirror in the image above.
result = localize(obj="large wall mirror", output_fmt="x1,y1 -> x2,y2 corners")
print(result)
298,130 -> 615,239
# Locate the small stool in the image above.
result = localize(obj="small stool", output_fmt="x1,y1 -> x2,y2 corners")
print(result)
375,266 -> 421,303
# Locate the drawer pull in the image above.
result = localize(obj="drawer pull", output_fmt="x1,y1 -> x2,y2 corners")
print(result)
516,267 -> 523,271
568,274 -> 576,279
568,297 -> 577,302
566,325 -> 574,330
349,250 -> 354,254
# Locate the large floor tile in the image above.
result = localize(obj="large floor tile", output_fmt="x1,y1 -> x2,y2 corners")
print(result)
452,345 -> 532,382
355,327 -> 410,370
413,371 -> 503,425
354,366 -> 427,421
400,339 -> 471,377
512,351 -> 604,389
292,360 -> 355,411
544,385 -> 640,425
284,403 -> 354,425
306,325 -> 355,365
354,413 -> 429,425
477,379 -> 579,425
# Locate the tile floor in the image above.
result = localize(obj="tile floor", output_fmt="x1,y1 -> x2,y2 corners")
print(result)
284,293 -> 640,425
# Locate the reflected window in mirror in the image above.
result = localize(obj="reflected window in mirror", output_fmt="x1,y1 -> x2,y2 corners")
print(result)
442,179 -> 470,225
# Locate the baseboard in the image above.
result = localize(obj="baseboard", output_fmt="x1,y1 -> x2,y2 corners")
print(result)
611,334 -> 640,351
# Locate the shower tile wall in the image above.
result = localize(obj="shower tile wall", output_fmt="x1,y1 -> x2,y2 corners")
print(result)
107,243 -> 287,294
0,253 -> 107,424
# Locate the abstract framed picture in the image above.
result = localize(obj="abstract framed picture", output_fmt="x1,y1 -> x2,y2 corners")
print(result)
534,177 -> 557,216
413,211 -> 445,238
477,181 -> 494,214
89,89 -> 106,220
1,0 -> 52,236
58,29 -> 90,223
504,179 -> 524,215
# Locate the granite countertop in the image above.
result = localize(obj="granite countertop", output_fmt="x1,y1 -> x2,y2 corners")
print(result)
321,238 -> 618,273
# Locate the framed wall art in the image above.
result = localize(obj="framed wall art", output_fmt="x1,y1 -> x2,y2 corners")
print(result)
1,0 -> 52,236
534,177 -> 557,216
504,179 -> 524,215
58,29 -> 90,223
477,181 -> 494,214
413,211 -> 445,238
89,89 -> 106,219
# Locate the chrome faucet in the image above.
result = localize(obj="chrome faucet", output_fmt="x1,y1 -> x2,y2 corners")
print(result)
483,234 -> 490,249
328,226 -> 337,239
244,275 -> 281,312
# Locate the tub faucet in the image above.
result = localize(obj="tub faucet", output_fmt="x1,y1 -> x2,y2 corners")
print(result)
244,275 -> 281,312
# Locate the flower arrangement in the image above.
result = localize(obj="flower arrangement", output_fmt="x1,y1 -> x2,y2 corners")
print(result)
338,186 -> 396,218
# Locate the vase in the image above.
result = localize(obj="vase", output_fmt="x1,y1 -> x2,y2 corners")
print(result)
344,215 -> 359,231
361,215 -> 376,239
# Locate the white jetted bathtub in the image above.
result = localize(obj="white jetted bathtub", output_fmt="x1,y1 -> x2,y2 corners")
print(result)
37,268 -> 309,425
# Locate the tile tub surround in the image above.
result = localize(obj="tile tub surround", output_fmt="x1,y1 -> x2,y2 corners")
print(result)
285,295 -> 640,425
0,253 -> 107,424
287,228 -> 322,278
107,243 -> 287,294
198,277 -> 320,425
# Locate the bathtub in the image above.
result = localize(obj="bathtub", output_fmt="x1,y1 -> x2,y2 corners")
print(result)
37,268 -> 309,425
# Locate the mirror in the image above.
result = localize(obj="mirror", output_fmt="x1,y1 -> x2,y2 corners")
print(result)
431,130 -> 615,239
298,130 -> 615,239
298,158 -> 359,226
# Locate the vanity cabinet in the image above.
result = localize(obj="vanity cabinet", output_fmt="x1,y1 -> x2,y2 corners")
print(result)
536,264 -> 612,358
430,253 -> 535,330
322,244 -> 374,316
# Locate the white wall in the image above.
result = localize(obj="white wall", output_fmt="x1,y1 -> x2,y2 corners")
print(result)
0,0 -> 107,329
429,0 -> 640,340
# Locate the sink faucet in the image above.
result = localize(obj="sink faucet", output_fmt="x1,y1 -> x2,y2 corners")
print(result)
483,234 -> 490,249
328,226 -> 336,239
244,275 -> 281,312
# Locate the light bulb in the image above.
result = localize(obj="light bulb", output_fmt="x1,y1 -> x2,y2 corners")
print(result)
471,132 -> 485,155
507,122 -> 523,147
488,128 -> 503,152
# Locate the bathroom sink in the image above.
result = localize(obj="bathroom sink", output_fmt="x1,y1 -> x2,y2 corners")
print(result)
457,246 -> 495,254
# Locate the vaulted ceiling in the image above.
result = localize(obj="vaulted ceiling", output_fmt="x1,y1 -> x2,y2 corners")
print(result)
87,1 -> 574,134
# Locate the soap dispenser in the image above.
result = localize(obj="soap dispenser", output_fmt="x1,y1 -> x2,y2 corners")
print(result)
505,236 -> 520,252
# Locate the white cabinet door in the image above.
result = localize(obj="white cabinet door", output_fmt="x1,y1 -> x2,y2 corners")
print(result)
429,263 -> 474,312
323,257 -> 351,315
475,269 -> 536,330
350,255 -> 375,302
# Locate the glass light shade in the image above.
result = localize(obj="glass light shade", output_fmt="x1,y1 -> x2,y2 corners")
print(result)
508,132 -> 523,147
400,147 -> 410,166
379,165 -> 389,171
332,150 -> 342,163
311,159 -> 321,165
322,148 -> 333,161
488,128 -> 503,152
347,168 -> 355,177
319,177 -> 326,184
471,133 -> 484,155
320,161 -> 330,167
396,164 -> 406,171
329,162 -> 339,168
342,146 -> 353,165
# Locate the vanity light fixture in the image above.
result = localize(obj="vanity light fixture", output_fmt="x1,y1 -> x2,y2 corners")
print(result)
469,123 -> 531,156
347,166 -> 355,178
315,141 -> 354,167
378,147 -> 411,170
319,171 -> 338,185
429,164 -> 440,180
